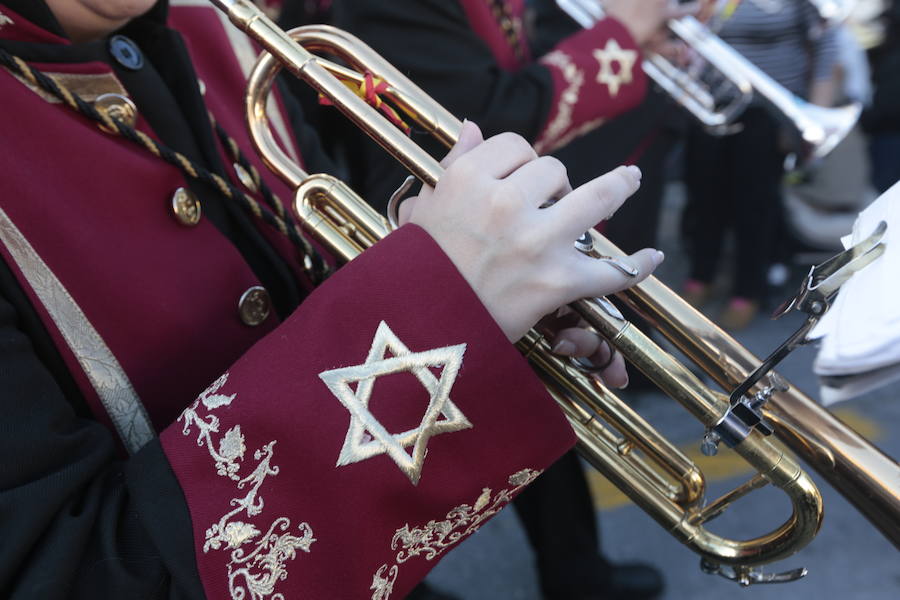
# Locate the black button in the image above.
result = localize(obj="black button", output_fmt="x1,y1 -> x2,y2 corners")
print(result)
108,35 -> 144,71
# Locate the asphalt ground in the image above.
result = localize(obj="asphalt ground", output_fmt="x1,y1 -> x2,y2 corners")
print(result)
419,183 -> 900,599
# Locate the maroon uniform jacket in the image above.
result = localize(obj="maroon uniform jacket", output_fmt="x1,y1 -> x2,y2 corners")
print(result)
0,1 -> 574,598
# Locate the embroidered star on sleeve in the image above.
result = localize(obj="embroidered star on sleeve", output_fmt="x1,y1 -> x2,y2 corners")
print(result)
319,321 -> 471,485
593,38 -> 638,97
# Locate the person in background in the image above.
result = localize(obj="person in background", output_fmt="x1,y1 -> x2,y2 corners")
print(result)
780,20 -> 875,256
863,0 -> 900,193
679,0 -> 839,330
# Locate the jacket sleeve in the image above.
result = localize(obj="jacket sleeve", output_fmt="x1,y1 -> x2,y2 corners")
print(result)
0,285 -> 202,598
0,225 -> 575,600
333,0 -> 647,155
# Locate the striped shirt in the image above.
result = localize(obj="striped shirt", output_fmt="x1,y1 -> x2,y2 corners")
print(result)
718,0 -> 840,99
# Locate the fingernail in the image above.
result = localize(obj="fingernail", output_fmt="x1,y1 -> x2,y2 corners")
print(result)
552,340 -> 576,355
626,165 -> 642,181
617,375 -> 630,390
654,250 -> 665,266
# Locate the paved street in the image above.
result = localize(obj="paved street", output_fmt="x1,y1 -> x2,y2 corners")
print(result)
420,184 -> 900,599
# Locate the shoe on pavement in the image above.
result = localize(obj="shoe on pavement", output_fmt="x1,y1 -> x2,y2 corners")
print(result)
545,561 -> 664,600
681,279 -> 711,308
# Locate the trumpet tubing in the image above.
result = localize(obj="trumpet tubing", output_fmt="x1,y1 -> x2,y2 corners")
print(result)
210,0 -> 899,581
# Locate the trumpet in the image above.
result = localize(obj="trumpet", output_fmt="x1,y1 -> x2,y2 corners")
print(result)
209,0 -> 900,585
557,0 -> 862,160
557,0 -> 753,131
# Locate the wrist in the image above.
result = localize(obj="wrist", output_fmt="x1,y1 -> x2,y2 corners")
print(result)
602,13 -> 650,46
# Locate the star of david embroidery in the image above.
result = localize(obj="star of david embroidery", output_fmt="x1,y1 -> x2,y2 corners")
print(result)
319,321 -> 471,485
593,39 -> 638,98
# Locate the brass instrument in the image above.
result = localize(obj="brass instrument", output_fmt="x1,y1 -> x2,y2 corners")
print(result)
557,0 -> 862,160
209,0 -> 900,585
557,0 -> 753,131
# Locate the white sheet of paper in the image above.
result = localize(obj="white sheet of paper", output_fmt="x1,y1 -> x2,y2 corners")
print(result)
811,181 -> 900,395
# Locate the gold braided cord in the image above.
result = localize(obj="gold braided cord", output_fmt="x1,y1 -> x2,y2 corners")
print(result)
1,47 -> 326,280
209,112 -> 290,221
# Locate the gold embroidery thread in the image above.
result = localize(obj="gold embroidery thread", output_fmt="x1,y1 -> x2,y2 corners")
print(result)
180,373 -> 316,600
320,321 -> 471,485
547,116 -> 607,156
371,565 -> 399,600
369,468 -> 542,599
535,51 -> 585,154
593,39 -> 638,97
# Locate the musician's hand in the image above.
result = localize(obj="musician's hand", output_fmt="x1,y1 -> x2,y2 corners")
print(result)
404,121 -> 664,343
605,0 -> 701,49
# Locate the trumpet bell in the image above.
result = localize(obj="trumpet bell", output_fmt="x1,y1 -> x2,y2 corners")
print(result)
668,15 -> 861,163
796,100 -> 863,161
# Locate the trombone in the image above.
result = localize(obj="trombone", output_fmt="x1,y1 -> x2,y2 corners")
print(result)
209,0 -> 899,585
557,0 -> 862,160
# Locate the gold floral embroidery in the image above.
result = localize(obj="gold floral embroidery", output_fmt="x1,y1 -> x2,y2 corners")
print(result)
371,565 -> 399,600
369,468 -> 542,599
320,321 -> 471,485
535,51 -> 584,154
546,116 -> 607,156
180,373 -> 316,600
0,11 -> 13,27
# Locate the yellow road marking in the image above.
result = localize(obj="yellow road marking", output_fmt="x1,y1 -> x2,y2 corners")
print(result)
586,407 -> 882,511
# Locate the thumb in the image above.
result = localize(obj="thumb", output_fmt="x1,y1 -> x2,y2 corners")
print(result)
578,247 -> 665,300
397,196 -> 417,225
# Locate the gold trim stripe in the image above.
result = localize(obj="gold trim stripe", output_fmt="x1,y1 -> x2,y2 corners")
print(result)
0,207 -> 154,454
9,71 -> 130,105
535,50 -> 585,155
